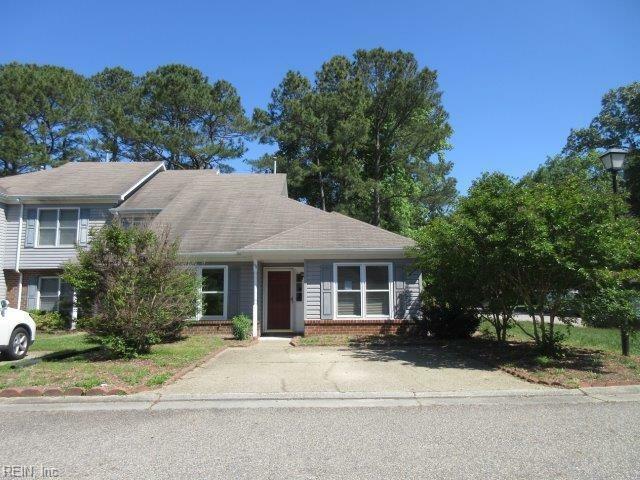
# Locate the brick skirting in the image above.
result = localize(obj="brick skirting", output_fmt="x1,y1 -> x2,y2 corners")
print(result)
304,319 -> 412,336
184,321 -> 233,335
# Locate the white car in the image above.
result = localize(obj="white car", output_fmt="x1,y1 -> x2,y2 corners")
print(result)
0,300 -> 36,361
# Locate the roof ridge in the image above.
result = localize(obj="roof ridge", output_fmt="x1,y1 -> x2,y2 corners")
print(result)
240,203 -> 329,250
328,211 -> 414,241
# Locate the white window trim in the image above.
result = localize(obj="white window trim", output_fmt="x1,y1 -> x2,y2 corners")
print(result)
35,207 -> 80,248
197,265 -> 228,321
37,276 -> 61,312
333,263 -> 394,320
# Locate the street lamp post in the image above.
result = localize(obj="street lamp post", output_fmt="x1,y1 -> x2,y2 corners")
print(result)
600,148 -> 630,355
600,148 -> 628,196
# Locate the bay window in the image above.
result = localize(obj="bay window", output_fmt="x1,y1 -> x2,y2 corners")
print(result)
335,263 -> 393,318
199,266 -> 227,320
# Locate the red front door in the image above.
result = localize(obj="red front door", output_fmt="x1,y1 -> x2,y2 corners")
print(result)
267,271 -> 291,330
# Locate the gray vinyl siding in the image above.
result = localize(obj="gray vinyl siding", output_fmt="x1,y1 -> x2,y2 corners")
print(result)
228,262 -> 253,319
304,261 -> 321,320
304,259 -> 421,321
0,204 -> 6,298
199,262 -> 255,320
3,204 -> 112,270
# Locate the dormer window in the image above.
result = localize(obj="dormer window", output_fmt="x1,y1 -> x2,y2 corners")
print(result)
37,209 -> 79,247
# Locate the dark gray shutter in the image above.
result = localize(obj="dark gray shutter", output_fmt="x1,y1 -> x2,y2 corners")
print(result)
26,276 -> 38,311
227,266 -> 239,319
24,208 -> 37,247
320,264 -> 333,319
78,208 -> 91,246
394,264 -> 406,319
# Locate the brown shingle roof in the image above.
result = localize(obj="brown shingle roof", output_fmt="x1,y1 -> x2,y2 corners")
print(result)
118,171 -> 413,254
0,161 -> 164,198
146,178 -> 324,252
115,172 -> 287,211
241,212 -> 415,252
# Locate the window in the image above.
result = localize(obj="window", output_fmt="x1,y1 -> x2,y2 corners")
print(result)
365,266 -> 390,316
335,264 -> 392,318
200,267 -> 227,319
295,273 -> 304,302
337,266 -> 361,316
37,209 -> 79,247
38,277 -> 72,313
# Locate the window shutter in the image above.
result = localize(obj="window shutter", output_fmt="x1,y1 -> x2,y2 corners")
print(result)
320,264 -> 333,319
24,208 -> 37,248
394,264 -> 406,319
78,208 -> 91,246
26,276 -> 38,310
227,266 -> 240,318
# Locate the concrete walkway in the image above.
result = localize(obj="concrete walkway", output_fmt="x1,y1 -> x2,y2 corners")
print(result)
161,338 -> 544,395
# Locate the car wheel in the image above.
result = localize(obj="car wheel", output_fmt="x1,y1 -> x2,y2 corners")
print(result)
6,327 -> 29,360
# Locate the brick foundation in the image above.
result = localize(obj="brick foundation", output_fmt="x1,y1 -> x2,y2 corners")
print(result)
304,319 -> 412,336
184,321 -> 233,335
4,269 -> 63,310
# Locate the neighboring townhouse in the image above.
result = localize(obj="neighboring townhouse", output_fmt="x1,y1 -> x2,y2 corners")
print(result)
0,162 -> 165,317
0,162 -> 421,336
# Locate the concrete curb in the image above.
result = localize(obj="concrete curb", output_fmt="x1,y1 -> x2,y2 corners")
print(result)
0,385 -> 638,412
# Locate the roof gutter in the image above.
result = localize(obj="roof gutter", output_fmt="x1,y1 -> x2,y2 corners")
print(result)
109,208 -> 163,215
0,194 -> 123,204
238,247 -> 411,254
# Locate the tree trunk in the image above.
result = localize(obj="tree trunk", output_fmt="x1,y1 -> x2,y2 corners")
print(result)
316,158 -> 326,211
372,130 -> 382,226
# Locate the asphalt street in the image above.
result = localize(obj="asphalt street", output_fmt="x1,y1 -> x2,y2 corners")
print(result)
0,399 -> 638,479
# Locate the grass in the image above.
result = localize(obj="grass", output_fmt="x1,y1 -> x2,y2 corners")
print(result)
29,332 -> 95,352
0,333 -> 225,391
480,320 -> 639,356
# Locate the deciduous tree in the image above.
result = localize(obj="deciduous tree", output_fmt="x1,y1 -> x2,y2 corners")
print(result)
564,82 -> 640,214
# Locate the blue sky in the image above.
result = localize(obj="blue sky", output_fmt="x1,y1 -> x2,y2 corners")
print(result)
2,0 -> 639,192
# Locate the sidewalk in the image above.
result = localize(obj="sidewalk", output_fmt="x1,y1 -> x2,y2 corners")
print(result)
0,385 -> 638,413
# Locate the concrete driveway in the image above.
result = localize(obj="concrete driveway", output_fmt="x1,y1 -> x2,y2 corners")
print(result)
162,338 -> 543,394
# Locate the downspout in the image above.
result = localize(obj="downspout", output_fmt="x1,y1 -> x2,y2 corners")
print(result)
15,201 -> 23,309
252,259 -> 258,338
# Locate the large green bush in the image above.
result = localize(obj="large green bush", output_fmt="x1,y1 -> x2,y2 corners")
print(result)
63,223 -> 200,358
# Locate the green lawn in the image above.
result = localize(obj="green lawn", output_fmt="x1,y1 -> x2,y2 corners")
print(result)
30,332 -> 94,352
480,320 -> 639,356
0,333 -> 225,390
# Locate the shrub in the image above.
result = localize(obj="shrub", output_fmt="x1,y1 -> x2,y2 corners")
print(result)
63,223 -> 200,358
232,314 -> 252,340
29,309 -> 67,332
421,303 -> 480,339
